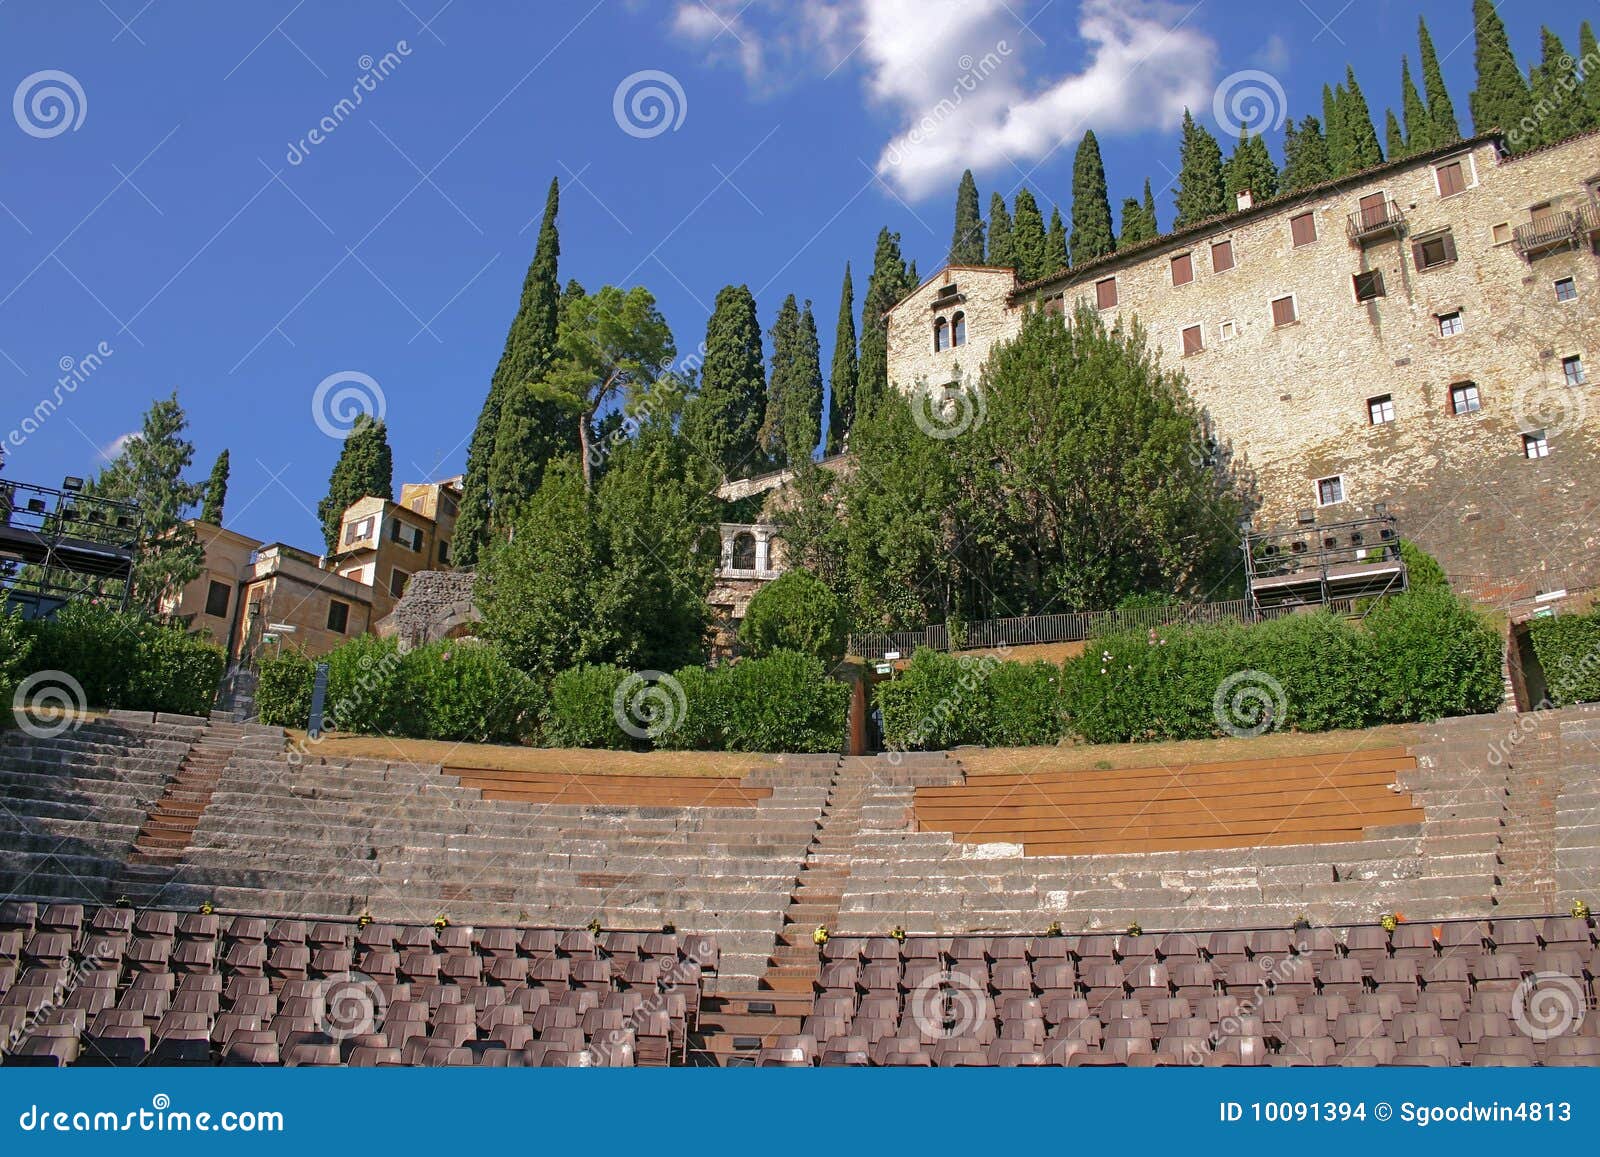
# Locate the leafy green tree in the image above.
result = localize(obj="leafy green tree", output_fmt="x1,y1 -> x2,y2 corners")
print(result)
541,285 -> 674,489
1385,108 -> 1407,158
774,459 -> 847,587
1323,83 -> 1350,174
317,414 -> 393,557
986,192 -> 1016,270
1470,0 -> 1532,145
1010,188 -> 1048,281
199,449 -> 229,525
761,295 -> 824,466
681,284 -> 765,481
1580,23 -> 1600,130
738,568 -> 849,666
1069,130 -> 1115,265
1117,195 -> 1155,247
1399,55 -> 1430,153
1173,109 -> 1226,227
948,169 -> 986,264
1223,129 -> 1279,202
827,263 -> 857,453
1282,115 -> 1331,191
455,177 -> 568,565
1342,66 -> 1384,169
1045,206 -> 1069,276
854,227 -> 913,418
1419,16 -> 1461,143
1528,27 -> 1582,147
94,393 -> 207,613
1142,179 -> 1159,236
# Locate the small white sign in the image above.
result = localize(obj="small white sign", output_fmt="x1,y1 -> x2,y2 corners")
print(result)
1534,589 -> 1567,603
883,650 -> 901,661
267,622 -> 298,632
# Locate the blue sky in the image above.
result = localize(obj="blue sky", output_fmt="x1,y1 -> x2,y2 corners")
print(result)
0,1 -> 1568,550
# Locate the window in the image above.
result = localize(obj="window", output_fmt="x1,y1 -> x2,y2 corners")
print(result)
1095,277 -> 1118,310
388,520 -> 421,551
1492,222 -> 1512,245
326,600 -> 349,634
1290,212 -> 1317,247
437,539 -> 451,566
389,568 -> 410,598
1211,239 -> 1234,272
1316,475 -> 1345,506
1368,395 -> 1395,425
951,311 -> 966,347
1555,277 -> 1577,303
1041,293 -> 1065,316
1412,230 -> 1457,271
1171,253 -> 1194,286
1563,355 -> 1586,385
1524,430 -> 1549,459
204,581 -> 230,618
411,497 -> 425,512
439,492 -> 457,518
1450,382 -> 1481,414
1352,270 -> 1385,302
1271,295 -> 1298,327
1219,319 -> 1237,341
1181,324 -> 1204,355
933,317 -> 948,352
1435,159 -> 1467,197
344,516 -> 373,546
1437,311 -> 1464,337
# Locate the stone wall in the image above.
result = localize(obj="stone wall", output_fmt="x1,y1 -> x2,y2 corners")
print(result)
373,569 -> 480,650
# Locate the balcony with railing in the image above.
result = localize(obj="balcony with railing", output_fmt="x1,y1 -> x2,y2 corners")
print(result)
1513,199 -> 1600,258
1345,199 -> 1405,245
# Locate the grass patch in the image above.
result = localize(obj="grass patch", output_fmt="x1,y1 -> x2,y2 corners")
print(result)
283,731 -> 778,778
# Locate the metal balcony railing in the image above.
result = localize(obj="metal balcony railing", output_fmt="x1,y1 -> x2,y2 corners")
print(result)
1346,199 -> 1405,244
1513,200 -> 1600,258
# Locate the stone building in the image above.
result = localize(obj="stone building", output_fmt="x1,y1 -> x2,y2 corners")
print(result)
326,476 -> 461,621
886,130 -> 1600,605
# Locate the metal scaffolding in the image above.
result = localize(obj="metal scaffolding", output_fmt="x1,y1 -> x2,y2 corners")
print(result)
0,478 -> 141,617
1242,508 -> 1409,617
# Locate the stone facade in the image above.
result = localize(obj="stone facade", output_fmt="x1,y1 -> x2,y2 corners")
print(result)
886,132 -> 1600,604
373,569 -> 480,650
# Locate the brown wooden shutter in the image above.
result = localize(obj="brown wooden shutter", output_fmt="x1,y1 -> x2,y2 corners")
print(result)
1290,212 -> 1317,246
1272,296 -> 1297,326
1095,277 -> 1118,309
1211,239 -> 1234,272
1171,253 -> 1194,285
1182,325 -> 1203,355
1436,161 -> 1465,197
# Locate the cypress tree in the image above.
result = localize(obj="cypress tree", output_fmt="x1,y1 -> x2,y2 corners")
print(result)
1470,0 -> 1532,144
1323,83 -> 1350,175
760,294 -> 822,467
1141,179 -> 1159,236
1173,109 -> 1226,228
1385,109 -> 1407,159
1069,130 -> 1116,266
1010,188 -> 1048,281
1342,66 -> 1384,169
986,192 -> 1016,270
318,415 -> 394,557
827,262 -> 857,454
793,302 -> 824,465
1117,196 -> 1155,247
855,228 -> 912,418
1418,17 -> 1461,144
1046,206 -> 1069,275
455,177 -> 568,565
948,169 -> 986,264
1282,115 -> 1332,191
1400,55 -> 1430,153
1223,129 -> 1279,203
1529,28 -> 1582,147
200,449 -> 229,525
682,284 -> 766,479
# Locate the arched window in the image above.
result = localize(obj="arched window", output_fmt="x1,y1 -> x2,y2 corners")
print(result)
732,532 -> 757,570
951,311 -> 966,347
933,317 -> 948,352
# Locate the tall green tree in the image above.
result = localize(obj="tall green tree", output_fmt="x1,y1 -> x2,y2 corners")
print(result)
986,192 -> 1016,270
1399,55 -> 1429,154
200,449 -> 229,525
96,392 -> 206,613
1470,0 -> 1532,145
1010,188 -> 1048,281
680,284 -> 766,482
1069,130 -> 1115,266
948,169 -> 986,264
1223,129 -> 1279,203
1580,23 -> 1600,130
1528,27 -> 1582,147
1323,83 -> 1350,174
1419,16 -> 1461,143
1117,195 -> 1155,247
1141,179 -> 1159,235
1342,66 -> 1384,169
318,414 -> 393,557
1173,109 -> 1226,227
827,262 -> 857,454
761,294 -> 823,467
454,177 -> 568,566
1282,115 -> 1332,191
854,227 -> 913,418
540,285 -> 675,489
1045,206 -> 1069,276
1385,108 -> 1407,158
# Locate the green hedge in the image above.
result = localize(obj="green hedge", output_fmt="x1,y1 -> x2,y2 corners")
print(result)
738,569 -> 848,666
255,649 -> 314,727
21,602 -> 225,716
0,607 -> 32,723
1527,608 -> 1600,707
547,664 -> 635,750
717,651 -> 849,753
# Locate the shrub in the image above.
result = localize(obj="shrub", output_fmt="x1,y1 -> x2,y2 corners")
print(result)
132,624 -> 229,716
0,607 -> 32,724
1366,588 -> 1504,721
398,640 -> 541,744
1063,623 -> 1249,744
877,648 -> 996,751
23,603 -> 225,715
547,663 -> 635,750
738,569 -> 849,666
254,648 -> 314,727
1399,539 -> 1448,590
987,660 -> 1066,747
654,665 -> 727,752
719,651 -> 848,753
1527,609 -> 1600,707
322,635 -> 408,735
1239,612 -> 1379,733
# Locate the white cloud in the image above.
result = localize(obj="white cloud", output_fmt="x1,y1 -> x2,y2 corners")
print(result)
99,431 -> 135,461
1253,32 -> 1290,74
672,0 -> 1220,199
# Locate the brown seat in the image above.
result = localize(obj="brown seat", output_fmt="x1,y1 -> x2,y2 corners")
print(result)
221,1030 -> 280,1065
